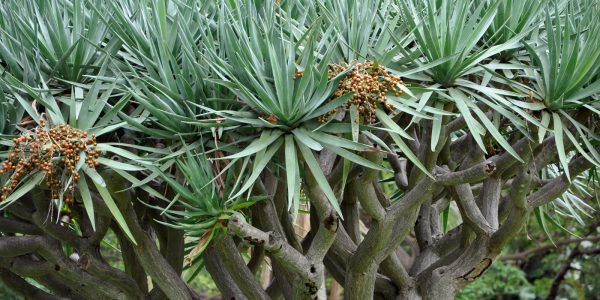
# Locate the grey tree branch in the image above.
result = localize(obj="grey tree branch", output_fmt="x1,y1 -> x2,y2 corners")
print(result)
478,177 -> 502,230
0,255 -> 54,277
121,201 -> 193,300
273,178 -> 303,252
113,223 -> 148,293
379,253 -> 413,290
451,183 -> 493,236
203,245 -> 246,299
528,151 -> 598,208
28,191 -> 143,298
228,215 -> 326,299
251,180 -> 295,298
415,198 -> 433,250
30,274 -> 81,299
229,216 -> 310,274
247,244 -> 265,274
388,153 -> 408,190
547,246 -> 581,300
490,136 -> 537,176
388,176 -> 437,219
341,185 -> 361,243
344,170 -> 435,299
501,236 -> 600,261
102,170 -> 195,300
434,160 -> 496,185
352,150 -> 386,221
354,181 -> 386,221
0,236 -> 128,299
0,215 -> 42,235
0,268 -> 63,300
490,168 -> 534,251
306,212 -> 339,262
214,235 -> 269,300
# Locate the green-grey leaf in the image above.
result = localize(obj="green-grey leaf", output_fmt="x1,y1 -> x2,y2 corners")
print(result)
78,176 -> 96,231
297,140 -> 343,218
93,182 -> 137,245
552,113 -> 570,181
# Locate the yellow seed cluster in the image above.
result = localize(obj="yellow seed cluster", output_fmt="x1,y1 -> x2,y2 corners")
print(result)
293,70 -> 304,79
318,61 -> 404,123
0,120 -> 99,203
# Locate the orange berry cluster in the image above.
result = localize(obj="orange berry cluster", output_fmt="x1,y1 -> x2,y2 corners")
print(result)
293,70 -> 304,79
318,61 -> 404,123
0,120 -> 99,202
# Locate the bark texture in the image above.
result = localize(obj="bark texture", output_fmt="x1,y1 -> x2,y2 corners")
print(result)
0,121 -> 597,300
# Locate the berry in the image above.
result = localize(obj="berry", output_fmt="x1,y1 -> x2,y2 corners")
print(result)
318,61 -> 404,124
0,120 -> 100,203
